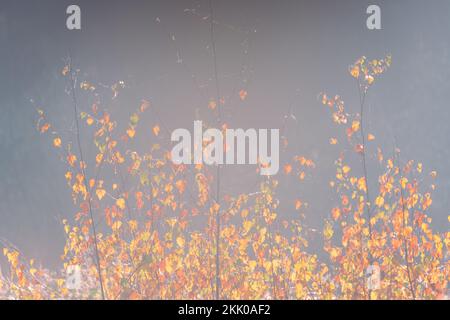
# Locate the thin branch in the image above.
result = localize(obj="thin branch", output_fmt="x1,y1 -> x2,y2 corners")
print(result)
68,58 -> 106,300
209,0 -> 222,300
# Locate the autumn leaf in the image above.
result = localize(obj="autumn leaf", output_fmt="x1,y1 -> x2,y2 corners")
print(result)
116,198 -> 126,210
331,207 -> 341,220
358,177 -> 367,192
284,164 -> 292,175
127,127 -> 136,138
323,221 -> 334,240
351,120 -> 360,132
417,163 -> 423,173
367,134 -> 375,141
329,138 -> 338,145
298,171 -> 305,180
112,221 -> 122,232
400,177 -> 408,189
95,153 -> 103,165
175,180 -> 186,194
40,123 -> 51,133
53,137 -> 62,148
152,125 -> 160,136
350,65 -> 360,78
176,237 -> 185,248
295,199 -> 302,210
96,189 -> 106,200
239,89 -> 248,101
375,196 -> 384,208
67,154 -> 77,167
243,220 -> 253,234
366,74 -> 374,84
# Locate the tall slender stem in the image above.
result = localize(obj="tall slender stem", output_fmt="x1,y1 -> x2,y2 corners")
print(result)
209,0 -> 222,300
68,59 -> 106,300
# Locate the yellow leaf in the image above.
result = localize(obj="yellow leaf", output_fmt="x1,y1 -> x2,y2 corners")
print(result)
375,196 -> 384,208
96,189 -> 106,200
86,117 -> 94,126
243,220 -> 253,234
112,221 -> 122,232
350,65 -> 360,78
342,166 -> 351,174
358,177 -> 367,192
417,163 -> 423,173
127,127 -> 135,138
400,177 -> 408,189
116,198 -> 126,210
176,237 -> 185,248
128,220 -> 138,232
324,221 -> 334,240
331,207 -> 341,220
329,138 -> 338,145
165,262 -> 173,273
351,120 -> 360,132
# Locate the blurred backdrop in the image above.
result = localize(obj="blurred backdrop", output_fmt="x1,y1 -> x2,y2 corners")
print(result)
0,0 -> 449,269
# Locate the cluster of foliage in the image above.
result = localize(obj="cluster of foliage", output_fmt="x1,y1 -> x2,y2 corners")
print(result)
0,56 -> 448,299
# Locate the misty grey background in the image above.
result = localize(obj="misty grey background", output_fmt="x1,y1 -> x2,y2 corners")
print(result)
0,0 -> 449,269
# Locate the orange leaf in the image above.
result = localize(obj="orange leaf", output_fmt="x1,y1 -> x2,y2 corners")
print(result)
332,207 -> 341,220
40,123 -> 51,133
284,164 -> 292,175
239,89 -> 248,101
351,120 -> 360,132
350,65 -> 360,78
152,125 -> 160,136
127,127 -> 136,138
53,137 -> 62,148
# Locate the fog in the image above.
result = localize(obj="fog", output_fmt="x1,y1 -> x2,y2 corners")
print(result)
0,0 -> 449,269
